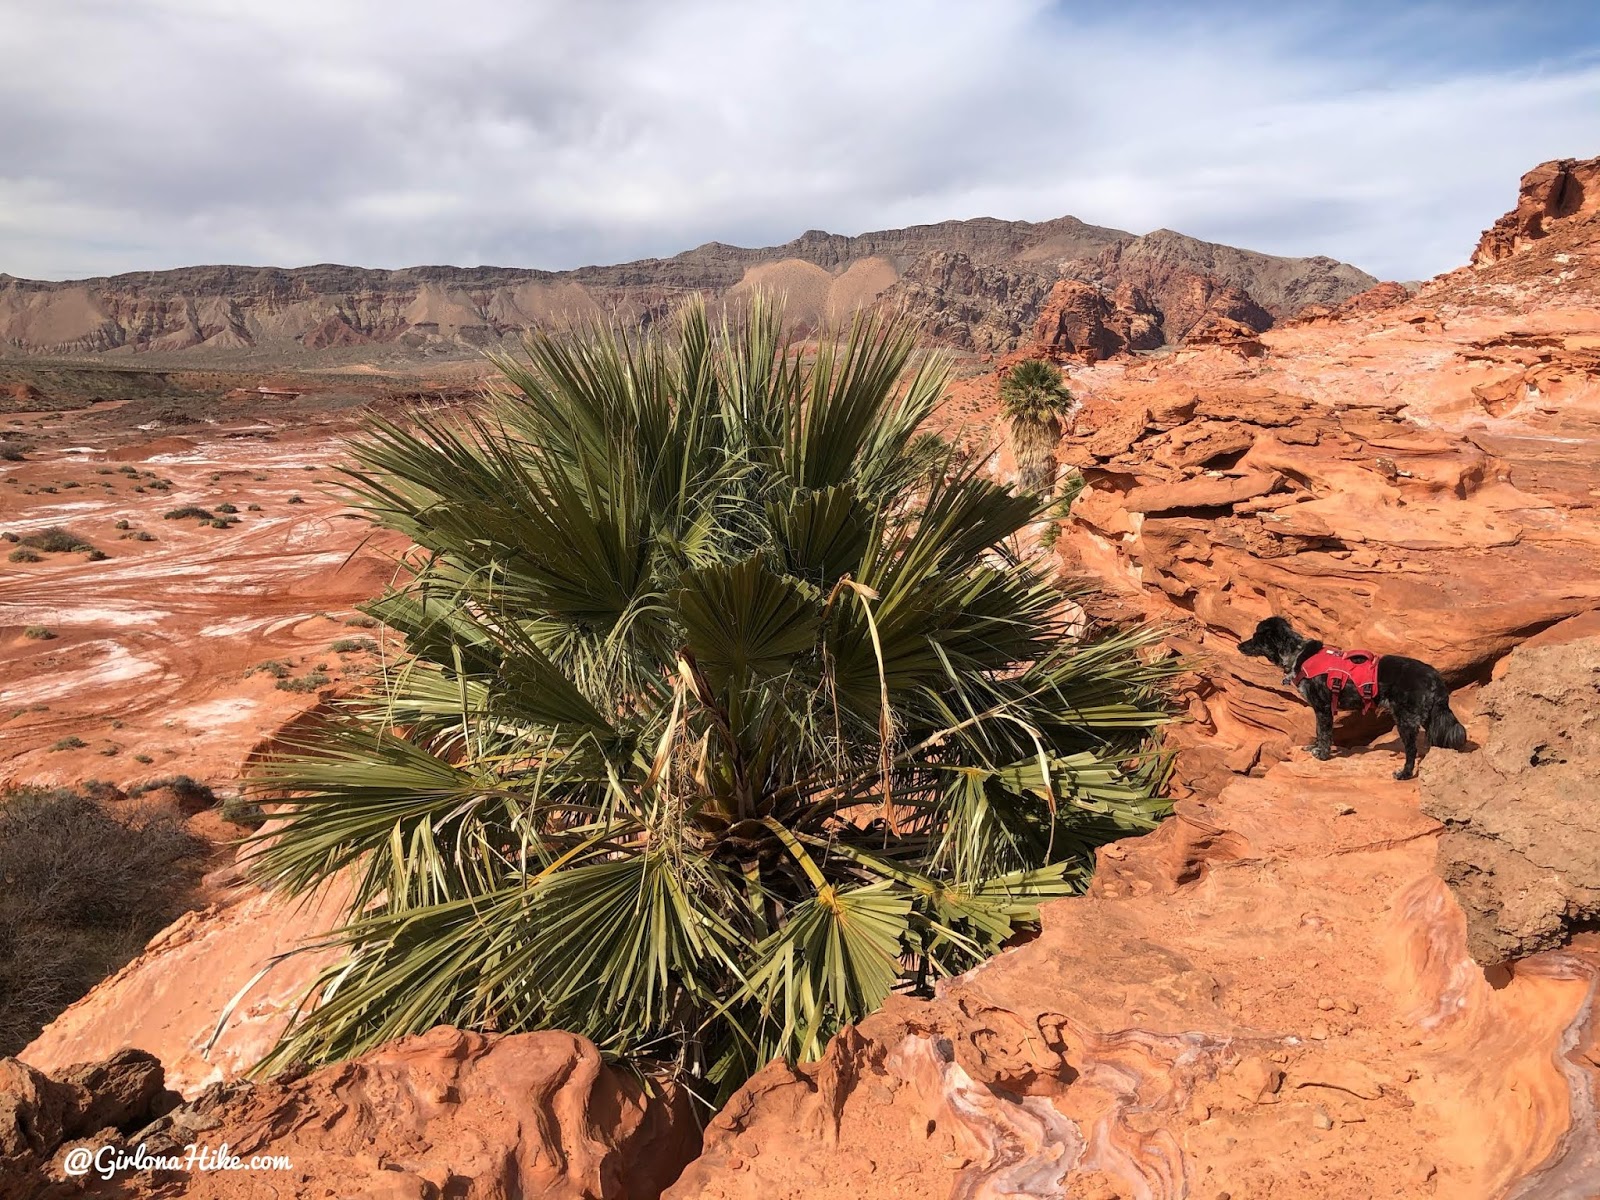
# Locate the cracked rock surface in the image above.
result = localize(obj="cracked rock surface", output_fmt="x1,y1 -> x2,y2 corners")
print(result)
1422,627 -> 1600,964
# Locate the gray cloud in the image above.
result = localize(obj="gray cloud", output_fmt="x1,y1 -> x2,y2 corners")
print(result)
1,0 -> 1597,281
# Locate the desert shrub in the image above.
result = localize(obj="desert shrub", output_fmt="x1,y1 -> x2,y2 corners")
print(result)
38,486 -> 56,494
0,447 -> 25,461
8,548 -> 42,563
1,533 -> 16,542
253,298 -> 1177,1098
343,615 -> 378,628
248,659 -> 294,680
163,506 -> 213,521
0,786 -> 205,1054
219,795 -> 267,828
19,527 -> 93,553
246,503 -> 262,512
113,519 -> 131,530
274,670 -> 330,693
60,481 -> 80,490
147,479 -> 172,492
330,637 -> 377,654
133,754 -> 154,765
49,736 -> 86,751
285,494 -> 305,505
86,549 -> 109,561
215,502 -> 238,514
1058,469 -> 1087,509
129,775 -> 216,808
23,626 -> 55,640
117,466 -> 138,475
131,531 -> 157,542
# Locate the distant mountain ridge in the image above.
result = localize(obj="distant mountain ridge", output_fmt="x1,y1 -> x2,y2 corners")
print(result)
0,215 -> 1377,362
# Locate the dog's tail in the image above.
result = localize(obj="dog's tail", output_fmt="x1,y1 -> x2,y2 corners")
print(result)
1428,701 -> 1468,751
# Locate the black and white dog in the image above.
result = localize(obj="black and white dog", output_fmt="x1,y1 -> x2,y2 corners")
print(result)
1237,616 -> 1468,780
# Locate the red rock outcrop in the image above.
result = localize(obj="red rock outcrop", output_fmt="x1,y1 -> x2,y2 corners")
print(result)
1036,155 -> 1600,791
19,875 -> 351,1096
1,1049 -> 175,1188
1028,279 -> 1165,362
6,1031 -> 697,1200
1422,628 -> 1600,964
1473,156 -> 1600,266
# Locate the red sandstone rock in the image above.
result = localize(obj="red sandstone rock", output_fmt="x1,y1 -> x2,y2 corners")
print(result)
20,878 -> 353,1095
1473,156 -> 1600,266
5,1030 -> 697,1200
1031,279 -> 1163,362
1422,633 -> 1600,964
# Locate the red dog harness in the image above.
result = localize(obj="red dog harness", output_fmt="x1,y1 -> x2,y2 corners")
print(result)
1294,647 -> 1381,714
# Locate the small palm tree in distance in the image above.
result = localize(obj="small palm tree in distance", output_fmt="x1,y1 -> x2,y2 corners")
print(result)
999,357 -> 1075,496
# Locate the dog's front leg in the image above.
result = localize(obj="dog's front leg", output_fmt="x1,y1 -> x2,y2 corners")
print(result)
1395,724 -> 1419,781
1304,691 -> 1334,760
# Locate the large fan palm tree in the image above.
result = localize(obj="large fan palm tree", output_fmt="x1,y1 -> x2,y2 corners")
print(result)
247,297 -> 1176,1099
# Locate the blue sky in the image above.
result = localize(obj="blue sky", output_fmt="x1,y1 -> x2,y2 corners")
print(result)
0,0 -> 1596,281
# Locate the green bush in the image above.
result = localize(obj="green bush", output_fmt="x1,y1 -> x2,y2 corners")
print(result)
113,519 -> 131,530
19,527 -> 93,553
129,775 -> 216,808
8,548 -> 42,563
285,494 -> 306,505
274,670 -> 330,693
49,736 -> 87,751
219,796 -> 268,829
215,502 -> 239,514
163,506 -> 214,521
22,626 -> 54,640
330,638 -> 377,654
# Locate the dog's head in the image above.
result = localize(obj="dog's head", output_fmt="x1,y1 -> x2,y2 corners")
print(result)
1237,616 -> 1305,670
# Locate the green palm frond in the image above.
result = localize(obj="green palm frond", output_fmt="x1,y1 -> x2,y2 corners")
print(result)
248,295 -> 1178,1103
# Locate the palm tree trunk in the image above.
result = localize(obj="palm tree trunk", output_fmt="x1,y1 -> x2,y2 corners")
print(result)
1010,414 -> 1061,496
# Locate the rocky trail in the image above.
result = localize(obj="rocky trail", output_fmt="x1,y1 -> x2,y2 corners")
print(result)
3,157 -> 1600,1198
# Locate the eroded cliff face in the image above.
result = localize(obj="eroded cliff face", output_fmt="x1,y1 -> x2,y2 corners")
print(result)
0,216 -> 1373,361
1422,618 -> 1600,965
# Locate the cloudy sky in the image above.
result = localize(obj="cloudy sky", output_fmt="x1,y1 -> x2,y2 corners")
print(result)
2,0 -> 1597,282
